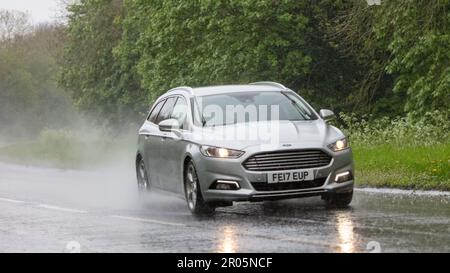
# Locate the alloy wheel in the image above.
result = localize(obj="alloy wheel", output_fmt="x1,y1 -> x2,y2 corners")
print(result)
186,164 -> 198,210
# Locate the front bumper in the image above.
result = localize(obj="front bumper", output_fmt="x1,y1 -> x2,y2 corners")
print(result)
195,147 -> 354,203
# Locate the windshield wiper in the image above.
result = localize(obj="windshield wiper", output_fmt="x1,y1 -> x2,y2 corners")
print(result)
281,92 -> 309,120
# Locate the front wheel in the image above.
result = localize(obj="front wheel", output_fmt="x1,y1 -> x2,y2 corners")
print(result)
184,161 -> 215,215
323,191 -> 353,208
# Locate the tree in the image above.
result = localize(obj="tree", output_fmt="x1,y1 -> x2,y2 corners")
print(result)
0,16 -> 75,139
0,9 -> 30,44
115,0 -> 355,114
60,0 -> 146,127
60,0 -> 449,124
333,0 -> 450,117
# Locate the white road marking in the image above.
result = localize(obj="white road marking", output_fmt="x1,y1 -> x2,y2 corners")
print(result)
0,197 -> 26,204
355,187 -> 450,197
110,215 -> 185,227
37,204 -> 87,214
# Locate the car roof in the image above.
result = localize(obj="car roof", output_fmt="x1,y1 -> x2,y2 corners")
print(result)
193,85 -> 285,96
165,82 -> 289,97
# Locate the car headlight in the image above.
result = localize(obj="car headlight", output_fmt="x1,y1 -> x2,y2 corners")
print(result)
328,138 -> 349,152
200,146 -> 244,158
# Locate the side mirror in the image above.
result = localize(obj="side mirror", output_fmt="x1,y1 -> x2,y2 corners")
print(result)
158,119 -> 181,132
319,109 -> 335,121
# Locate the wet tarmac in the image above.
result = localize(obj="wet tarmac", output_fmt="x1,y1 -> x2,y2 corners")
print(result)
0,162 -> 449,253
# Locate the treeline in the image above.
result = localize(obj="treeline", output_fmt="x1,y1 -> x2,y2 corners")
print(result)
59,0 -> 450,127
0,10 -> 76,139
2,1 -> 449,135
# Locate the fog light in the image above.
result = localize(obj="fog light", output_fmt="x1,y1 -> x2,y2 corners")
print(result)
334,171 -> 353,183
211,180 -> 240,190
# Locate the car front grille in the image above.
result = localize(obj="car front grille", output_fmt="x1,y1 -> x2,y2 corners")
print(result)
251,177 -> 327,191
243,149 -> 332,172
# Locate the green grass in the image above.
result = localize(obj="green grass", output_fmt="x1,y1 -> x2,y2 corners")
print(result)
353,143 -> 450,191
0,129 -> 134,169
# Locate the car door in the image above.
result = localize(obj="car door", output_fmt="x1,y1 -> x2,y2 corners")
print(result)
158,96 -> 190,193
151,96 -> 177,190
141,99 -> 166,189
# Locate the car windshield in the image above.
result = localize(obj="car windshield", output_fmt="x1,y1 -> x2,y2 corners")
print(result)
195,91 -> 317,127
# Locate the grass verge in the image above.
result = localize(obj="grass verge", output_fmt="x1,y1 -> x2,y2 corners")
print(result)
0,129 -> 134,169
353,143 -> 450,191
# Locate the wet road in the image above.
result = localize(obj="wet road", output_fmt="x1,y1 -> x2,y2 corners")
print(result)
0,162 -> 449,253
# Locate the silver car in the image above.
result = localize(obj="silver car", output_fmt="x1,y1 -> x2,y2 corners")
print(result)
136,82 -> 354,215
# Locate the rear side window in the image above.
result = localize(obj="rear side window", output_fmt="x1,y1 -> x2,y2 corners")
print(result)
147,99 -> 165,123
155,97 -> 176,124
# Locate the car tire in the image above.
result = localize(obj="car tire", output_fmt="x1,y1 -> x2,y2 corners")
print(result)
136,157 -> 151,195
324,191 -> 353,208
184,160 -> 215,215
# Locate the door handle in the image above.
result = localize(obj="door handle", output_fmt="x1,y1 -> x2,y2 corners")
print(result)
161,133 -> 171,141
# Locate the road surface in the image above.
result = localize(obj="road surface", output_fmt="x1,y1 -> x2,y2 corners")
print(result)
0,162 -> 449,253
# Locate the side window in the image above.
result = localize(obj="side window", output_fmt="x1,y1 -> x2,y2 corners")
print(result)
155,97 -> 176,124
147,99 -> 165,123
171,97 -> 189,129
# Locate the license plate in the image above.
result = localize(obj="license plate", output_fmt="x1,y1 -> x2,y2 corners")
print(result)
267,169 -> 314,183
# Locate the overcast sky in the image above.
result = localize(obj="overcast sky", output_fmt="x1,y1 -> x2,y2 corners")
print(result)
0,0 -> 60,23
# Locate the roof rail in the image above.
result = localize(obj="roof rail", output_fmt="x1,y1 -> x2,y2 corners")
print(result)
249,81 -> 287,90
166,86 -> 194,95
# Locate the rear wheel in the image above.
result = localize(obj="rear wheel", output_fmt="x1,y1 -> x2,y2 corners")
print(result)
324,191 -> 353,208
184,160 -> 215,215
136,157 -> 150,194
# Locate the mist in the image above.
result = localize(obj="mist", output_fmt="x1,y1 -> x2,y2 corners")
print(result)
0,8 -> 141,167
0,9 -> 147,216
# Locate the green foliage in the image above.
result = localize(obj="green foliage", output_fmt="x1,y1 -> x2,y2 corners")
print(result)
59,0 -> 146,126
61,1 -> 449,122
340,111 -> 450,147
124,0 -> 316,94
378,1 -> 450,117
0,11 -> 75,139
340,112 -> 450,191
62,0 -> 356,122
334,0 -> 450,117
